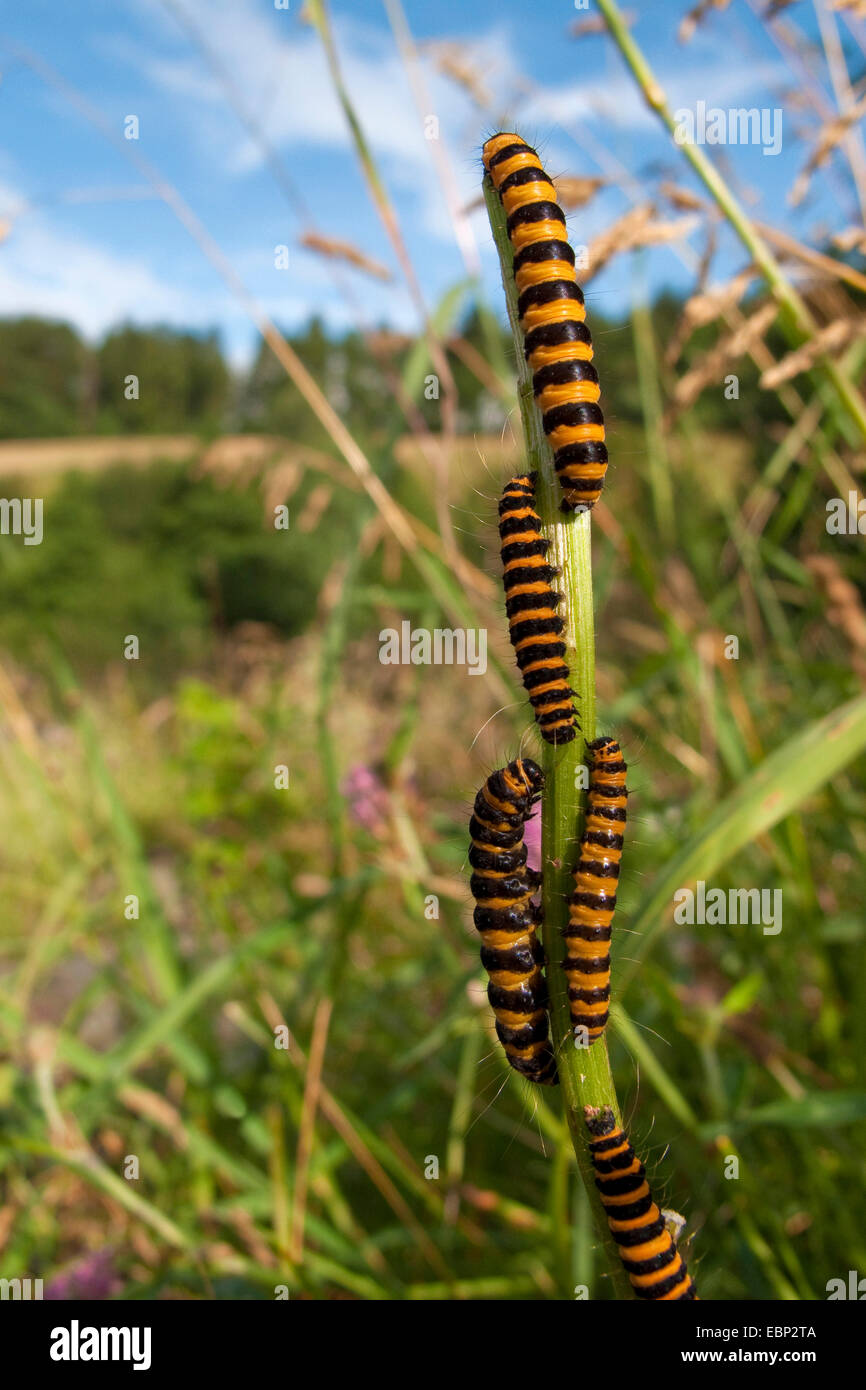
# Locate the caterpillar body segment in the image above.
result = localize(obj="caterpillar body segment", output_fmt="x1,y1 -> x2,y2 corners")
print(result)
585,1106 -> 699,1300
498,473 -> 578,745
483,134 -> 608,512
563,736 -> 627,1044
469,758 -> 558,1085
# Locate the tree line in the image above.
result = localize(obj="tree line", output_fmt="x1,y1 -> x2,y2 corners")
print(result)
0,297 -> 789,442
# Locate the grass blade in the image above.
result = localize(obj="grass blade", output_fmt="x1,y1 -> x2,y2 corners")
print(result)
620,694 -> 866,988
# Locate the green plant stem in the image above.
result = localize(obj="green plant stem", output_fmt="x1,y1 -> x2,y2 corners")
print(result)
307,0 -> 459,443
483,176 -> 633,1299
444,1025 -> 482,1225
632,254 -> 675,547
596,0 -> 866,446
549,1133 -> 572,1295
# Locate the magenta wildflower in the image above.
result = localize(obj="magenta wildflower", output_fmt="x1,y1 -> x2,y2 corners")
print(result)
524,803 -> 542,873
341,763 -> 390,833
45,1249 -> 119,1301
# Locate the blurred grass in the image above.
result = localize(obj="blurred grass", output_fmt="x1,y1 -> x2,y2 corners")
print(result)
1,0 -> 866,1303
0,404 -> 863,1299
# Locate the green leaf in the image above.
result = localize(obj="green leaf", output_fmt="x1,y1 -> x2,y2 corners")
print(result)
401,278 -> 473,400
104,922 -> 294,1081
621,694 -> 866,988
708,1091 -> 866,1134
719,973 -> 763,1017
818,916 -> 864,943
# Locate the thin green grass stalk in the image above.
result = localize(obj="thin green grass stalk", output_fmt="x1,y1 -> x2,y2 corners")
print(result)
632,255 -> 675,547
548,1134 -> 572,1295
228,1002 -> 465,1239
13,1136 -> 195,1250
443,1025 -> 482,1227
507,1054 -> 571,1148
483,176 -> 633,1299
572,1177 -> 594,1297
596,0 -> 866,446
267,1101 -> 291,1262
316,539 -> 366,1000
49,652 -> 181,1004
309,0 -> 463,571
407,1275 -> 542,1300
768,459 -> 826,545
307,0 -> 458,435
384,0 -> 482,279
610,1005 -> 699,1133
743,395 -> 825,515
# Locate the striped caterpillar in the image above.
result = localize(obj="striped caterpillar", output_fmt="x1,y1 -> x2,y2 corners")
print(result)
468,758 -> 558,1085
482,132 -> 608,513
563,736 -> 627,1044
585,1106 -> 698,1300
498,473 -> 577,745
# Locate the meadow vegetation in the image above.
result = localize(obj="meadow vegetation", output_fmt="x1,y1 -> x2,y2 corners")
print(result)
1,0 -> 865,1301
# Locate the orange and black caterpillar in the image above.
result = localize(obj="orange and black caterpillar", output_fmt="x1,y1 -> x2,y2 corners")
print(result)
469,758 -> 558,1085
563,736 -> 627,1043
499,474 -> 577,745
482,132 -> 607,513
585,1106 -> 698,1300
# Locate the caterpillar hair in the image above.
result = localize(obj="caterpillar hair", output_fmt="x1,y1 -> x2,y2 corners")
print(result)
584,1106 -> 698,1300
469,758 -> 558,1085
563,736 -> 627,1044
482,132 -> 608,513
499,473 -> 578,745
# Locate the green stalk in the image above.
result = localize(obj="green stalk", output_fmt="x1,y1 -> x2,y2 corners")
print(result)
483,177 -> 633,1299
443,1025 -> 482,1225
632,254 -> 675,547
596,0 -> 866,446
549,1133 -> 572,1295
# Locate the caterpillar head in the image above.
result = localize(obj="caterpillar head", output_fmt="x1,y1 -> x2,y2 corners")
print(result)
514,757 -> 544,804
482,131 -> 534,174
587,735 -> 620,761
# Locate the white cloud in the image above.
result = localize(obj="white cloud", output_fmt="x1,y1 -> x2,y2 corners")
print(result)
0,208 -> 206,340
0,159 -> 417,370
126,1 -> 495,244
0,0 -> 798,364
126,0 -> 789,262
522,59 -> 788,140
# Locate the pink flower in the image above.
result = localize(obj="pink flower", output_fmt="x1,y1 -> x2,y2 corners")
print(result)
524,804 -> 542,873
45,1249 -> 119,1300
341,764 -> 390,834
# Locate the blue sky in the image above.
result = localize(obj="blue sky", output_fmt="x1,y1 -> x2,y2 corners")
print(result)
0,0 -> 859,367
